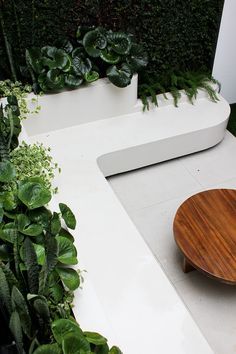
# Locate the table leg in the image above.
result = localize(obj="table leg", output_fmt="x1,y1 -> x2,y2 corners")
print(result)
183,257 -> 195,273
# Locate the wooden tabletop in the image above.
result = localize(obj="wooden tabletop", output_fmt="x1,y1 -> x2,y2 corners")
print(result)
173,189 -> 236,284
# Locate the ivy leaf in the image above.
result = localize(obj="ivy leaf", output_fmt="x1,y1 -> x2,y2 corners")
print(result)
51,318 -> 83,345
84,332 -> 107,346
83,29 -> 107,57
56,236 -> 77,265
62,333 -> 90,354
0,160 -> 16,182
106,64 -> 133,88
59,203 -> 76,230
56,267 -> 80,290
18,179 -> 52,210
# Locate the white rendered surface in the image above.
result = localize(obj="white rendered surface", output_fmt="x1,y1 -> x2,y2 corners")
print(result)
213,0 -> 236,104
24,75 -> 138,135
109,131 -> 236,354
24,89 -> 230,353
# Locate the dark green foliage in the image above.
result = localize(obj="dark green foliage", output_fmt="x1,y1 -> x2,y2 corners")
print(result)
139,70 -> 221,110
227,104 -> 236,137
26,27 -> 147,92
0,0 -> 224,89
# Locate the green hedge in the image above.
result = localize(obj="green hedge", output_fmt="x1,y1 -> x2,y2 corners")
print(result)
0,0 -> 224,84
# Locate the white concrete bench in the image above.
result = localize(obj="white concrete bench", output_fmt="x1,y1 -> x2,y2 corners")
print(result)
23,77 -> 230,354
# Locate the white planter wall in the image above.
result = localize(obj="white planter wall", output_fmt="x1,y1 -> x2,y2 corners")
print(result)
23,75 -> 138,136
213,0 -> 236,104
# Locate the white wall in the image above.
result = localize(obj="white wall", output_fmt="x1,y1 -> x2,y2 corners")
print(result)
212,0 -> 236,104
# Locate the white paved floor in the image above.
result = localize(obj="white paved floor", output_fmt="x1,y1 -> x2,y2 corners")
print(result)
108,131 -> 236,354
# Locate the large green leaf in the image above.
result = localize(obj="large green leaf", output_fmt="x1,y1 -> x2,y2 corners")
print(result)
51,318 -> 83,345
17,214 -> 43,236
33,297 -> 50,323
33,344 -> 61,354
0,222 -> 17,243
41,46 -> 57,58
22,237 -> 39,293
72,57 -> 92,76
26,48 -> 43,74
45,69 -> 65,90
0,244 -> 12,261
54,49 -> 71,71
0,160 -> 16,182
100,49 -> 120,64
33,243 -> 46,265
107,32 -> 132,55
59,203 -> 76,230
11,285 -> 31,338
18,179 -> 52,209
56,267 -> 80,290
54,39 -> 74,54
84,332 -> 107,346
56,236 -> 77,265
0,266 -> 12,313
9,311 -> 23,352
106,64 -> 133,88
84,71 -> 99,83
126,44 -> 148,71
28,207 -> 52,228
51,212 -> 61,235
62,333 -> 90,354
83,30 -> 107,57
59,228 -> 74,242
65,74 -> 83,89
109,347 -> 123,354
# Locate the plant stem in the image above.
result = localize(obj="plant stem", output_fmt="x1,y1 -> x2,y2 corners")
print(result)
0,4 -> 17,81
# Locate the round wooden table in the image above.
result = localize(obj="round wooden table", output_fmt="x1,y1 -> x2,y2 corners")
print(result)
173,189 -> 236,284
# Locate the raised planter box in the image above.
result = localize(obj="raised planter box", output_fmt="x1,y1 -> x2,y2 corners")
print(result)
24,75 -> 138,136
24,83 -> 229,353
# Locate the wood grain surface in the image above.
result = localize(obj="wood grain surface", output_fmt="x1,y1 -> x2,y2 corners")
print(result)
173,189 -> 236,284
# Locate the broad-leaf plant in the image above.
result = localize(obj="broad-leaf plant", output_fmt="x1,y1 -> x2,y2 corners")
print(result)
26,26 -> 148,92
0,95 -> 122,353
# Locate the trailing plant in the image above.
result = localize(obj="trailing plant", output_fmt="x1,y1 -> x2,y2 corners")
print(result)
139,70 -> 221,111
26,26 -> 148,92
0,80 -> 40,120
2,142 -> 60,194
